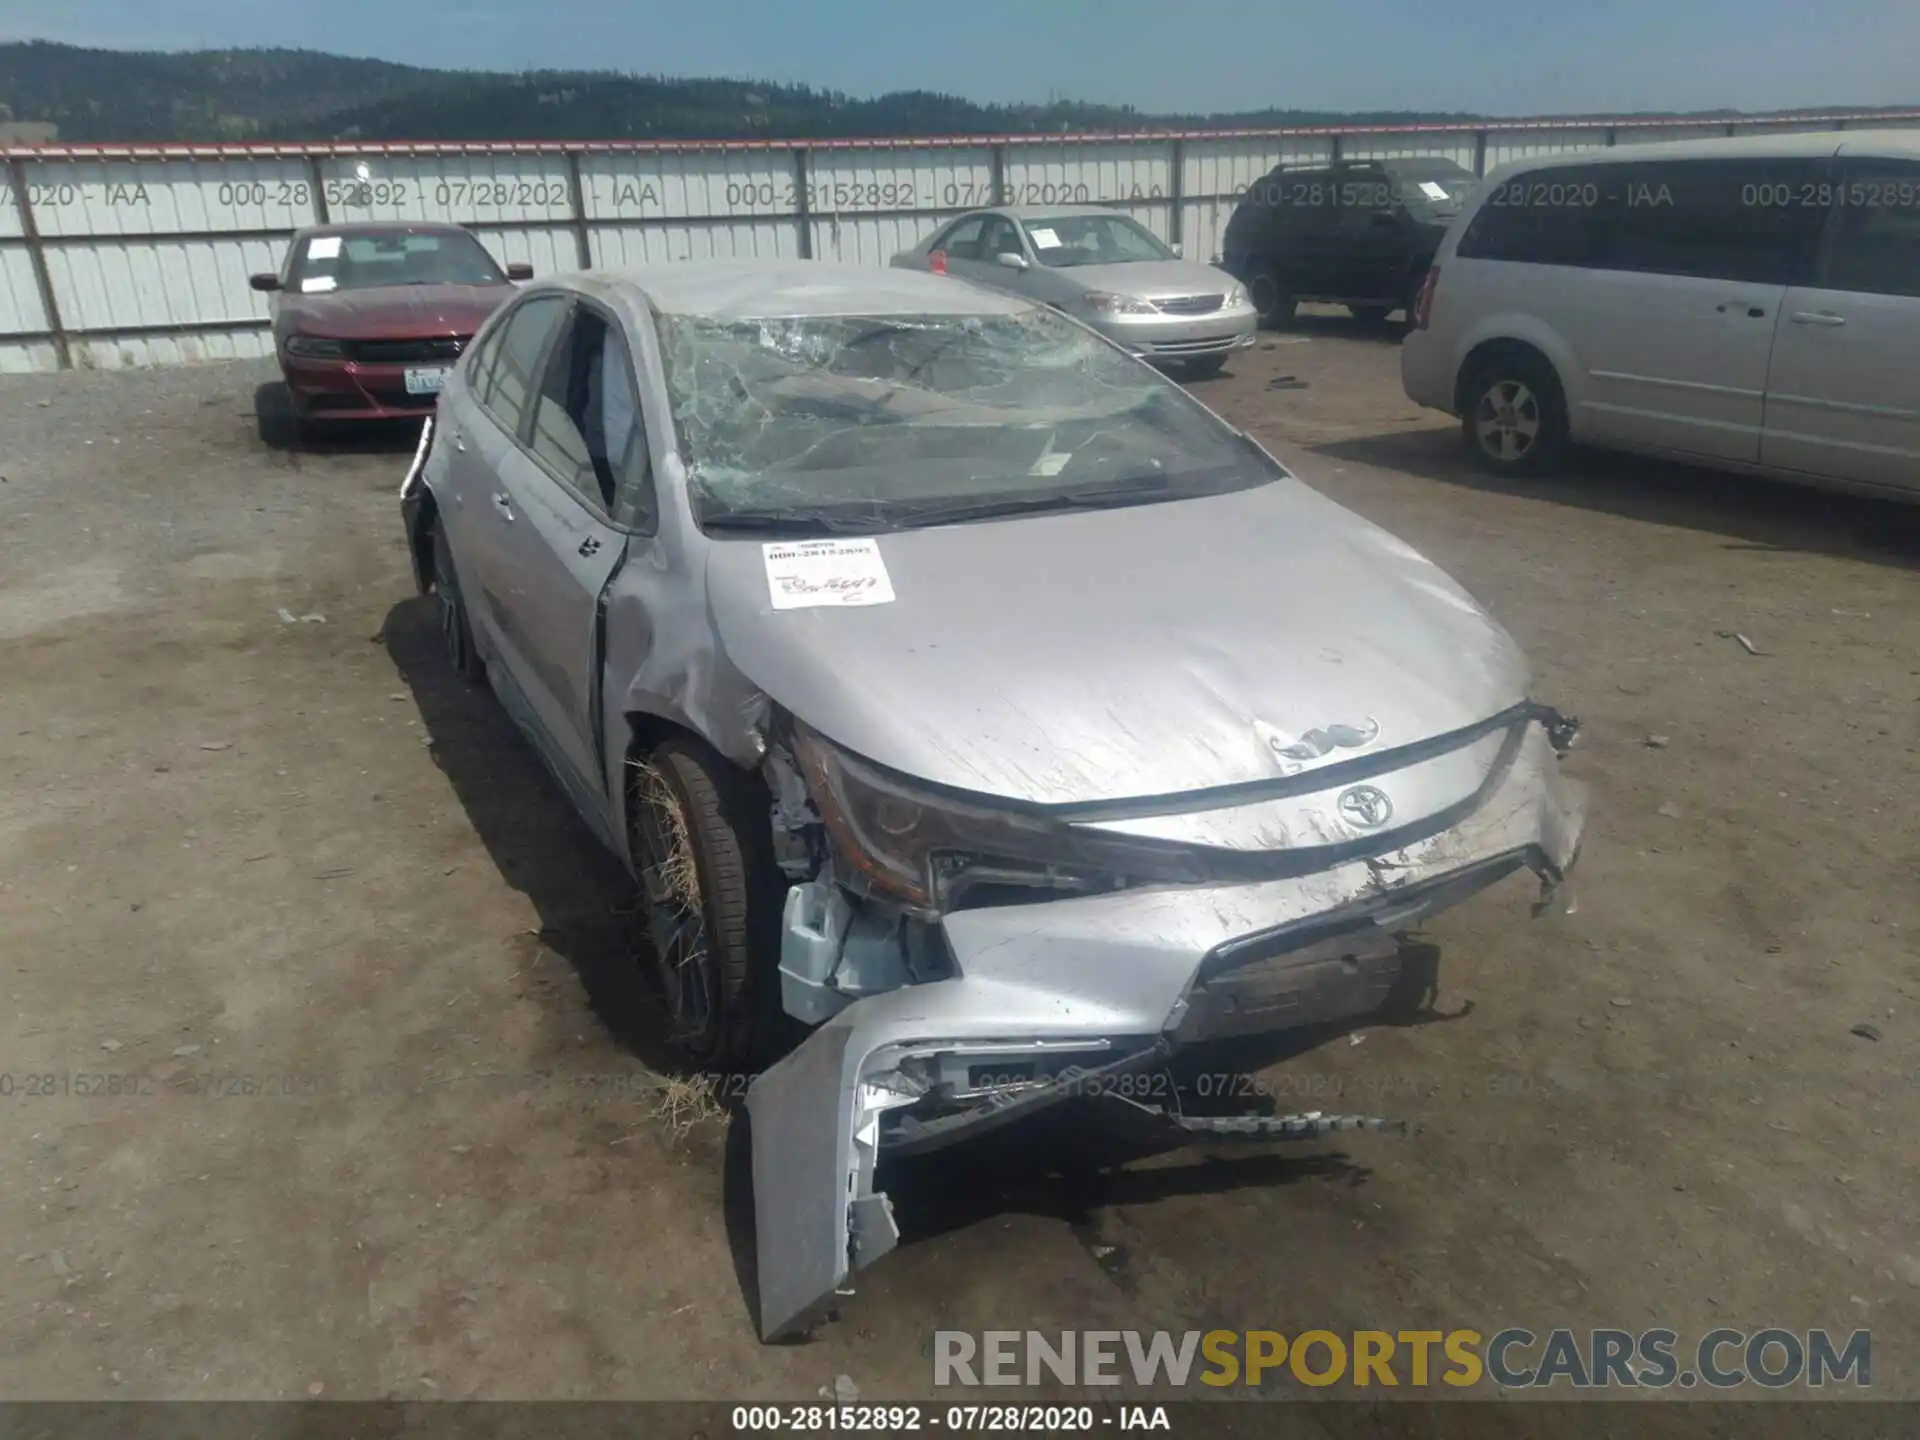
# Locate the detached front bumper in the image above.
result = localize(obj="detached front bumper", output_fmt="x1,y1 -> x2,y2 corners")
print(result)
746,714 -> 1586,1340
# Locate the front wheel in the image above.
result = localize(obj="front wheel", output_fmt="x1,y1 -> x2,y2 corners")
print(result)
628,737 -> 785,1072
1246,268 -> 1296,329
1459,355 -> 1569,477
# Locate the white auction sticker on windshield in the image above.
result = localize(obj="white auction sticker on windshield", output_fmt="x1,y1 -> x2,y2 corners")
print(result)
764,539 -> 896,610
307,236 -> 343,260
1418,181 -> 1451,201
1028,227 -> 1062,249
300,276 -> 338,293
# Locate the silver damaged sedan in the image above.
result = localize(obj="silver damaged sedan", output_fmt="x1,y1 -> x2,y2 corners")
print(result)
398,259 -> 1587,1342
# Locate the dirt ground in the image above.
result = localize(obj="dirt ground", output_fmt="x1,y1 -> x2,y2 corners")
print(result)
2,311 -> 1916,1420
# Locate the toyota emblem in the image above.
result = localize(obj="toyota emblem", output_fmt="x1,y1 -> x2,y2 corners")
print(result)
1336,785 -> 1394,829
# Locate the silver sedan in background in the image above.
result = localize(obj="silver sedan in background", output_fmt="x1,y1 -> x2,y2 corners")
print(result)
890,205 -> 1257,376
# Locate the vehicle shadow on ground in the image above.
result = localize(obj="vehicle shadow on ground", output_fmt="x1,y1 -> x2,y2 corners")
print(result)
253,381 -> 426,457
1267,307 -> 1412,346
1313,427 -> 1920,570
379,595 -> 686,1076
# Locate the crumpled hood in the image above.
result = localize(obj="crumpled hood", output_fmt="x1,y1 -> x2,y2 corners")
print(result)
282,284 -> 513,340
706,477 -> 1529,806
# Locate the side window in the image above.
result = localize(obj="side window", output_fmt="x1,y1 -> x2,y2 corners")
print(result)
1823,161 -> 1920,299
1456,165 -> 1610,266
464,315 -> 507,405
527,306 -> 656,526
935,216 -> 986,260
1596,159 -> 1827,285
980,216 -> 1022,258
484,295 -> 566,438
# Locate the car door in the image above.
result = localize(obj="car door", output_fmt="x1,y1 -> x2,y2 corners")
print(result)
1333,166 -> 1404,301
481,299 -> 641,807
440,291 -> 569,661
925,214 -> 986,277
949,213 -> 1028,294
1760,156 -> 1920,492
1573,156 -> 1828,464
1273,169 -> 1340,298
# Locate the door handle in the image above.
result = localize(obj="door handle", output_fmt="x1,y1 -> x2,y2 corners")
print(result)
1790,311 -> 1846,327
578,536 -> 602,558
491,493 -> 514,520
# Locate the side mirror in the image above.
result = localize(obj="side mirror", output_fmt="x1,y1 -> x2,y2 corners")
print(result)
250,273 -> 281,292
995,251 -> 1029,271
506,262 -> 535,281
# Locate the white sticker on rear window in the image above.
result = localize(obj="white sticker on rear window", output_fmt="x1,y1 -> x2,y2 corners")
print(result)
300,276 -> 338,293
763,539 -> 896,610
307,236 -> 343,260
1028,227 -> 1062,249
1418,181 -> 1451,201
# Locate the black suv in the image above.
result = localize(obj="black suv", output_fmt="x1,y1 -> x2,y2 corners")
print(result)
1221,157 -> 1477,327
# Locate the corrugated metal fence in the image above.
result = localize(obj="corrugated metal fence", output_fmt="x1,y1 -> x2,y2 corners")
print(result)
4,109 -> 1917,374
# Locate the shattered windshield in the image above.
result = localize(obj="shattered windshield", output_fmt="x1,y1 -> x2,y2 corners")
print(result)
1021,214 -> 1175,267
287,229 -> 507,294
656,306 -> 1272,534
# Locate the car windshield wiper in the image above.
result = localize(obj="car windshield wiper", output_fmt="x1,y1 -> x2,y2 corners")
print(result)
885,475 -> 1181,529
699,508 -> 889,536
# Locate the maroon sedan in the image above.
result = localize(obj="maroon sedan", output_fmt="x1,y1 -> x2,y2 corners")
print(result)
250,222 -> 532,438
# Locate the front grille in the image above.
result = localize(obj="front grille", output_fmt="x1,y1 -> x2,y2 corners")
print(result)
350,336 -> 468,364
1155,294 -> 1224,316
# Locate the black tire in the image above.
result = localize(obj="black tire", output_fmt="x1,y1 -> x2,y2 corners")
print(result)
1349,304 -> 1393,326
1246,266 -> 1296,329
1183,354 -> 1228,380
628,737 -> 785,1073
1459,352 -> 1569,477
431,522 -> 486,683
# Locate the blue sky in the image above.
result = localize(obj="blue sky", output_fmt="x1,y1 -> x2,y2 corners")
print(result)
1,0 -> 1913,116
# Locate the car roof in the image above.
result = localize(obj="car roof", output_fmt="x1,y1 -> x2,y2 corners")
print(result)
577,259 -> 1037,321
1491,126 -> 1920,173
995,203 -> 1138,220
294,220 -> 478,239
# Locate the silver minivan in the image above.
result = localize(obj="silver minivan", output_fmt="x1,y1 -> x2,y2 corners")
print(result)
1401,130 -> 1920,496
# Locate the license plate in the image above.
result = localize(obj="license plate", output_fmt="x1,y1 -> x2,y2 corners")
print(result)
404,366 -> 450,396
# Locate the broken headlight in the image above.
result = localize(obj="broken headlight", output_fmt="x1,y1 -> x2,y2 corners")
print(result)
791,723 -> 1208,914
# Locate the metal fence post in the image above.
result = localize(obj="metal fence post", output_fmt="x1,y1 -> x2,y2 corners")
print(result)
792,146 -> 813,259
1330,132 -> 1345,166
306,153 -> 330,224
564,149 -> 592,269
8,156 -> 70,371
1472,130 -> 1488,177
1167,137 -> 1185,248
1605,127 -> 1618,147
990,141 -> 1007,206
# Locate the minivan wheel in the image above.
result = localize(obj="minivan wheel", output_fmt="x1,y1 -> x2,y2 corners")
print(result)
628,737 -> 784,1073
1461,356 -> 1568,476
1247,269 -> 1296,328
